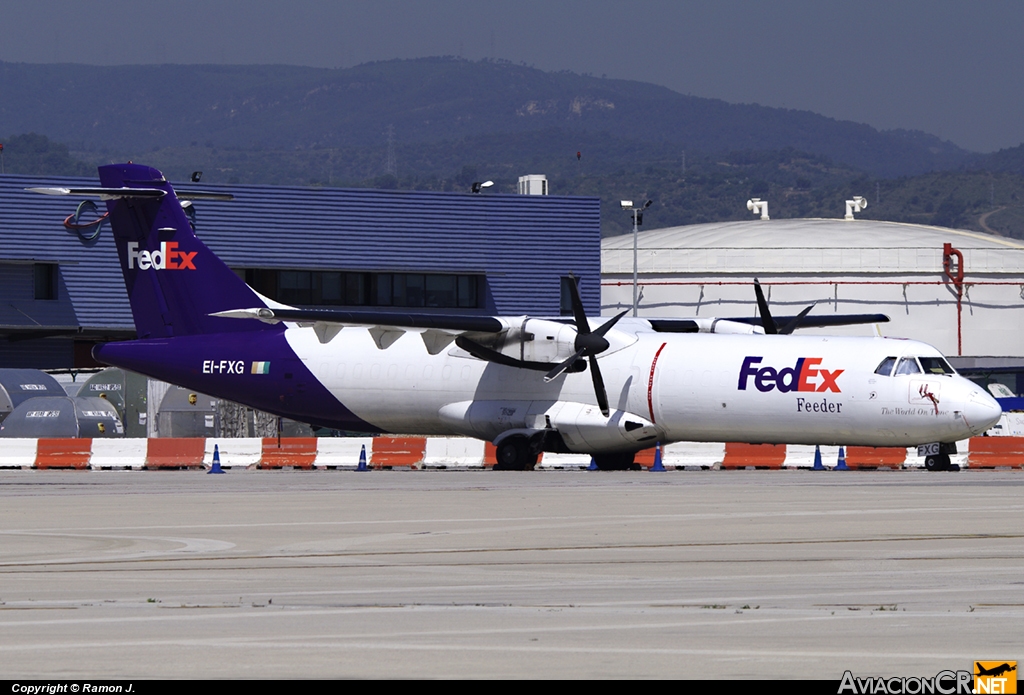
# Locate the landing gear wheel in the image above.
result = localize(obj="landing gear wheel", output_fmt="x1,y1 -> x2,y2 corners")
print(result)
494,437 -> 537,471
925,453 -> 951,471
592,452 -> 638,471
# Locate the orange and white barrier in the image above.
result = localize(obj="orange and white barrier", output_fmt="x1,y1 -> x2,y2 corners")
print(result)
89,438 -> 148,469
783,444 -> 839,468
203,438 -> 262,468
423,437 -> 487,468
662,442 -> 727,468
721,442 -> 787,469
0,439 -> 39,468
537,452 -> 592,469
0,436 -> 1021,469
259,437 -> 318,469
962,437 -> 1024,468
146,438 -> 205,469
370,436 -> 426,468
314,437 -> 375,469
36,438 -> 92,469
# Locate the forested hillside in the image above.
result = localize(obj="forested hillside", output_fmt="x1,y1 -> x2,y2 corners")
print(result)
4,58 -> 1023,238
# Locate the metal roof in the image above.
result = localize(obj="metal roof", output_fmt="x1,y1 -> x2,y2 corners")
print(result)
602,219 -> 1024,275
602,219 -> 1024,249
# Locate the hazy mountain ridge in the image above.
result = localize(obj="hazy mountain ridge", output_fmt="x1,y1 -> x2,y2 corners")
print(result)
0,57 -> 974,178
5,58 -> 1024,239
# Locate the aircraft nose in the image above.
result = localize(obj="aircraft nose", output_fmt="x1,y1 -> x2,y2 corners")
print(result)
963,388 -> 1003,435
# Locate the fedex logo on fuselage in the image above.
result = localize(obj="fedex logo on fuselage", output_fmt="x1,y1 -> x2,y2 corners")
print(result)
126,241 -> 197,270
738,356 -> 844,393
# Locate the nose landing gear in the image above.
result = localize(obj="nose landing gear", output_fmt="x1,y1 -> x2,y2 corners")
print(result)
924,453 -> 955,471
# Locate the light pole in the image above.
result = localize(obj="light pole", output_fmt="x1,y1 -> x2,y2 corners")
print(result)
621,199 -> 652,317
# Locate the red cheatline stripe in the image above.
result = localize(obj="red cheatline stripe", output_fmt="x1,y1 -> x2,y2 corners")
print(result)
647,342 -> 667,424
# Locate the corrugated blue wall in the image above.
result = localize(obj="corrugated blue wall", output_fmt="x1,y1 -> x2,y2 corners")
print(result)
189,182 -> 601,315
0,173 -> 601,329
1,177 -> 130,331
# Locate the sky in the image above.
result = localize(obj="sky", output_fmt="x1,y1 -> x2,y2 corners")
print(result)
2,0 -> 1022,153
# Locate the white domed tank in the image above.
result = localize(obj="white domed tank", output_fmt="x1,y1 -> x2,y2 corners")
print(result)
0,369 -> 67,424
0,396 -> 123,438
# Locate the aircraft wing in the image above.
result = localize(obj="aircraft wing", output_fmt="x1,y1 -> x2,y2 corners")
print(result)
722,314 -> 890,330
214,307 -> 889,337
213,307 -> 503,332
213,307 -> 508,354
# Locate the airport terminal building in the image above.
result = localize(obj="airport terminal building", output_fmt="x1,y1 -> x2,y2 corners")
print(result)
0,173 -> 601,370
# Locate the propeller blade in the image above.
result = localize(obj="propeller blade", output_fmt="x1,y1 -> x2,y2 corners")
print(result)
544,348 -> 585,382
589,355 -> 610,417
566,273 -> 590,335
592,309 -> 629,338
779,304 -> 815,335
563,272 -> 614,414
753,278 -> 778,334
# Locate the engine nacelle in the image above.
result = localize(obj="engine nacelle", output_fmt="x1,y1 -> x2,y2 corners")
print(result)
484,317 -> 637,364
516,318 -> 581,364
691,318 -> 766,335
549,402 -> 659,452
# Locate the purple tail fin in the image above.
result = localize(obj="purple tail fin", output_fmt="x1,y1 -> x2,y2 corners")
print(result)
99,163 -> 270,338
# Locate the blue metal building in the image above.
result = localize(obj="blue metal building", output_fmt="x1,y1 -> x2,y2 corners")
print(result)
0,173 -> 601,369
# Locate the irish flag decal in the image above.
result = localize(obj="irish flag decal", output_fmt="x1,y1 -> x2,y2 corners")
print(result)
251,361 -> 271,375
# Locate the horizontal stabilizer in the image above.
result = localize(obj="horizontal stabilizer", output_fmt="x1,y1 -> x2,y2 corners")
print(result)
26,186 -> 233,201
27,186 -> 166,200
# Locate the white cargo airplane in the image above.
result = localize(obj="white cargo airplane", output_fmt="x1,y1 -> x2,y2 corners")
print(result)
30,164 -> 1003,471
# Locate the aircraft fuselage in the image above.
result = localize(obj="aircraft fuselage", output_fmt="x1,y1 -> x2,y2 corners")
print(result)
96,320 -> 999,452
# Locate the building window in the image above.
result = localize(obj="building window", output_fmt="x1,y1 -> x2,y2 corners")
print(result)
278,270 -> 313,305
560,276 -> 579,316
235,269 -> 481,309
457,275 -> 477,308
34,264 -> 57,300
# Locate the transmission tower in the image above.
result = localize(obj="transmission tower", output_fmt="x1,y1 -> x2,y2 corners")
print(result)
384,124 -> 397,177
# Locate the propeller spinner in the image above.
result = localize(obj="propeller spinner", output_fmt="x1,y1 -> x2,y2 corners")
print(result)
543,275 -> 627,416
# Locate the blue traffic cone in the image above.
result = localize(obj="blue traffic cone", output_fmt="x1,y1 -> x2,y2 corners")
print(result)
208,444 -> 225,474
835,446 -> 849,470
651,443 -> 666,472
356,444 -> 368,472
587,456 -> 598,471
812,445 -> 824,470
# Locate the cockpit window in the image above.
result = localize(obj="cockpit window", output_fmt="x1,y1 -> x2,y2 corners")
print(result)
895,357 -> 922,375
919,357 -> 955,375
874,357 -> 897,376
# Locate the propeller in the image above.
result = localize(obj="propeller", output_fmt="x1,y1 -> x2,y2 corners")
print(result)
753,278 -> 815,335
544,274 -> 627,416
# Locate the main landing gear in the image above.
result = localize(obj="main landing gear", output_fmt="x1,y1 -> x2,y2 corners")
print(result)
493,436 -> 538,471
592,452 -> 641,471
492,434 -> 641,471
